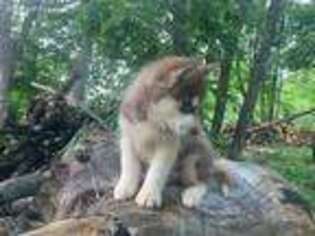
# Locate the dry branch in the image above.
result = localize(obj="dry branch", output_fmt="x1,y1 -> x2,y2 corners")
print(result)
247,107 -> 315,133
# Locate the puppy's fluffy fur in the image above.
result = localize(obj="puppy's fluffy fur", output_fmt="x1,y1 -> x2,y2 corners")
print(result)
114,56 -> 223,208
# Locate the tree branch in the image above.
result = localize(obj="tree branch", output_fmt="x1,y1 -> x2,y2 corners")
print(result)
247,107 -> 315,133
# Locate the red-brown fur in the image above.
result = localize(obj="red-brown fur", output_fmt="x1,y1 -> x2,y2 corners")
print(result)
120,56 -> 207,123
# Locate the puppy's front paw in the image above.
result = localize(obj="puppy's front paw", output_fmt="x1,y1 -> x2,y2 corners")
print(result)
182,184 -> 207,208
114,178 -> 138,200
135,185 -> 162,208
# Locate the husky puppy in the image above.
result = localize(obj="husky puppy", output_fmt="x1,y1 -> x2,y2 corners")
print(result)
114,56 -> 223,208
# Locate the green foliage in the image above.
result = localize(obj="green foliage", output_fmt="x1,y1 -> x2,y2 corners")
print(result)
243,145 -> 315,209
284,3 -> 315,70
282,69 -> 315,110
6,0 -> 315,133
281,68 -> 315,129
8,88 -> 31,121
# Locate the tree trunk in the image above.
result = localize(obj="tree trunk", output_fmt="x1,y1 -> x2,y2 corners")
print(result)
312,134 -> 315,163
0,0 -> 14,128
268,14 -> 284,122
228,0 -> 285,160
64,38 -> 92,107
235,58 -> 247,98
168,0 -> 191,55
211,58 -> 232,136
268,70 -> 278,121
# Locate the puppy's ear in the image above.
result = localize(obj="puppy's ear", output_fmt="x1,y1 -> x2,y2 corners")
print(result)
163,65 -> 195,89
201,63 -> 220,78
184,62 -> 220,84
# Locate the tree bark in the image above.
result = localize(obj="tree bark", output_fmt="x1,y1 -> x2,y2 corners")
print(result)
64,38 -> 91,107
0,0 -> 14,128
268,73 -> 278,121
168,0 -> 191,55
268,14 -> 284,122
228,0 -> 286,160
312,134 -> 315,163
211,58 -> 232,136
0,173 -> 45,205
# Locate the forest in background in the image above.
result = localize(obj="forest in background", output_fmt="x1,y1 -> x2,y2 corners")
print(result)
0,0 -> 315,210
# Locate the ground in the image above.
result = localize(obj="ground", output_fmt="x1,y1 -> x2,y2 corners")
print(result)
242,144 -> 315,209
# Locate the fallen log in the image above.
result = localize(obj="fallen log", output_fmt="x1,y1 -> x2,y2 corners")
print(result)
0,173 -> 45,205
21,217 -> 112,236
21,123 -> 314,236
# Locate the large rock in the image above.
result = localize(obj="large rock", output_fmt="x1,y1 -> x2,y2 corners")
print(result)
23,124 -> 315,236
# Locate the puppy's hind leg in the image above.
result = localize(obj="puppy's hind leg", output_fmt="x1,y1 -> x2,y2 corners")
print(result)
180,154 -> 208,208
114,135 -> 141,200
182,183 -> 207,208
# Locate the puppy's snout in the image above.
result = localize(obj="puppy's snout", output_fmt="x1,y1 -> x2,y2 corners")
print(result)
180,96 -> 198,114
